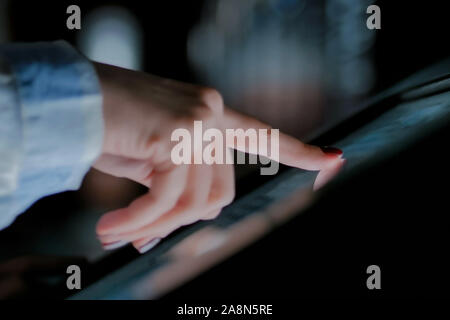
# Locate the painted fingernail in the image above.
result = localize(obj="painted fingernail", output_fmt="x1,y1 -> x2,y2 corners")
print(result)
321,146 -> 343,157
138,238 -> 161,254
102,240 -> 128,250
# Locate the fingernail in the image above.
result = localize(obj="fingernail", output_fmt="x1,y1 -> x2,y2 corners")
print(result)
102,240 -> 128,250
321,146 -> 343,158
138,238 -> 161,254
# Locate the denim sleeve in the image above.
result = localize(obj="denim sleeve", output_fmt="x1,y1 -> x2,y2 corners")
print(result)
0,41 -> 104,229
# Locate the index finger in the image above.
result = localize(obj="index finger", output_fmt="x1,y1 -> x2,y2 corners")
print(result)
223,108 -> 342,171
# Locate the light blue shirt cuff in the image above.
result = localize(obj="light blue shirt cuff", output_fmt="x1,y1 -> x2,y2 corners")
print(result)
0,41 -> 104,229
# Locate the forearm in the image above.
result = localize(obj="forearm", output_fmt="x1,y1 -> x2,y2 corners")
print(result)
0,41 -> 104,229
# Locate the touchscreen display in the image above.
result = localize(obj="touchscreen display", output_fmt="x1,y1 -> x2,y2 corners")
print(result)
334,91 -> 450,171
206,90 -> 450,229
71,90 -> 450,299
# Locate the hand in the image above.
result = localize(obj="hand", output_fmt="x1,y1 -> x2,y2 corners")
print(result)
92,63 -> 345,253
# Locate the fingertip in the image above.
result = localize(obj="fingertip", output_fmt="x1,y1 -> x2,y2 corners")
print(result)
313,157 -> 346,190
317,146 -> 345,169
102,240 -> 129,251
202,208 -> 222,220
134,238 -> 161,254
320,146 -> 344,157
96,208 -> 127,236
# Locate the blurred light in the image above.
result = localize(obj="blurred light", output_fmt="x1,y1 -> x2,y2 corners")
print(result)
325,0 -> 376,96
187,0 -> 325,138
77,6 -> 143,70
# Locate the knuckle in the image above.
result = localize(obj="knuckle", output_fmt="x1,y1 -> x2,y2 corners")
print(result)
211,211 -> 221,219
223,194 -> 235,207
222,187 -> 236,206
176,196 -> 195,212
191,104 -> 216,125
160,223 -> 181,238
197,87 -> 224,115
213,193 -> 234,209
206,210 -> 222,220
225,191 -> 236,206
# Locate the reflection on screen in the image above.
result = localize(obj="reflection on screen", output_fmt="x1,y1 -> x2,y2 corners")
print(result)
70,90 -> 450,299
335,91 -> 450,171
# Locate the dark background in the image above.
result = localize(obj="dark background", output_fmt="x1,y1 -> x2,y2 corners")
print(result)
6,0 -> 450,91
0,0 -> 449,298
